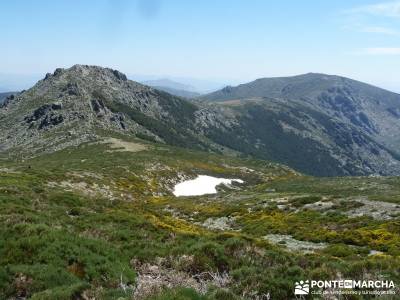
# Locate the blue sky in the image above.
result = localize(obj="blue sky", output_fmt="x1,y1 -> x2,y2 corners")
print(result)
1,0 -> 400,91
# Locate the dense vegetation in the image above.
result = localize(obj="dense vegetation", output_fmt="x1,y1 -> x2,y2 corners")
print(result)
205,103 -> 347,176
105,99 -> 207,150
0,135 -> 399,299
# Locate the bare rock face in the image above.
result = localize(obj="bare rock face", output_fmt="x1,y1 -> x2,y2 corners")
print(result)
24,103 -> 64,130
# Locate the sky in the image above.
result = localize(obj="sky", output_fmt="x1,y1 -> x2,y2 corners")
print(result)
1,0 -> 400,92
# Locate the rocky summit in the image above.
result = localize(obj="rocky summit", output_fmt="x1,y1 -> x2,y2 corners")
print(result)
1,65 -> 400,177
0,65 -> 215,155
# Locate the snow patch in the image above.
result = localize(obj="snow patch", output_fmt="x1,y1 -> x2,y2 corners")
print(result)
173,175 -> 243,197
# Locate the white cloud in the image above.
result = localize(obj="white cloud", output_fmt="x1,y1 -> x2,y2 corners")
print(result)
360,26 -> 399,35
343,2 -> 400,36
351,1 -> 400,18
363,47 -> 400,55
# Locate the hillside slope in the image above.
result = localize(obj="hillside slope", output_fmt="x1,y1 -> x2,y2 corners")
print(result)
202,73 -> 400,150
1,67 -> 400,298
0,135 -> 400,299
199,73 -> 400,175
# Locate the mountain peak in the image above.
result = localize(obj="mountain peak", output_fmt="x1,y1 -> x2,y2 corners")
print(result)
43,65 -> 128,83
0,65 -> 203,155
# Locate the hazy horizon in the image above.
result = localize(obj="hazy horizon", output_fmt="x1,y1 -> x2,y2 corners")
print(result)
1,67 -> 400,95
1,0 -> 400,92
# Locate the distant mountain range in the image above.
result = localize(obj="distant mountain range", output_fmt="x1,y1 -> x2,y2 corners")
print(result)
142,79 -> 196,91
0,73 -> 41,92
0,92 -> 16,104
142,79 -> 201,99
142,79 -> 201,98
1,66 -> 400,176
135,76 -> 226,94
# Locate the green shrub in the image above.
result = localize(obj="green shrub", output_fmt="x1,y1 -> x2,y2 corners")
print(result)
188,242 -> 229,273
147,287 -> 206,300
322,244 -> 357,257
30,283 -> 88,300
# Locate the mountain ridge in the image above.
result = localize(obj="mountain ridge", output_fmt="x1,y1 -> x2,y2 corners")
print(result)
202,72 -> 400,102
2,65 -> 400,176
199,72 -> 400,175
